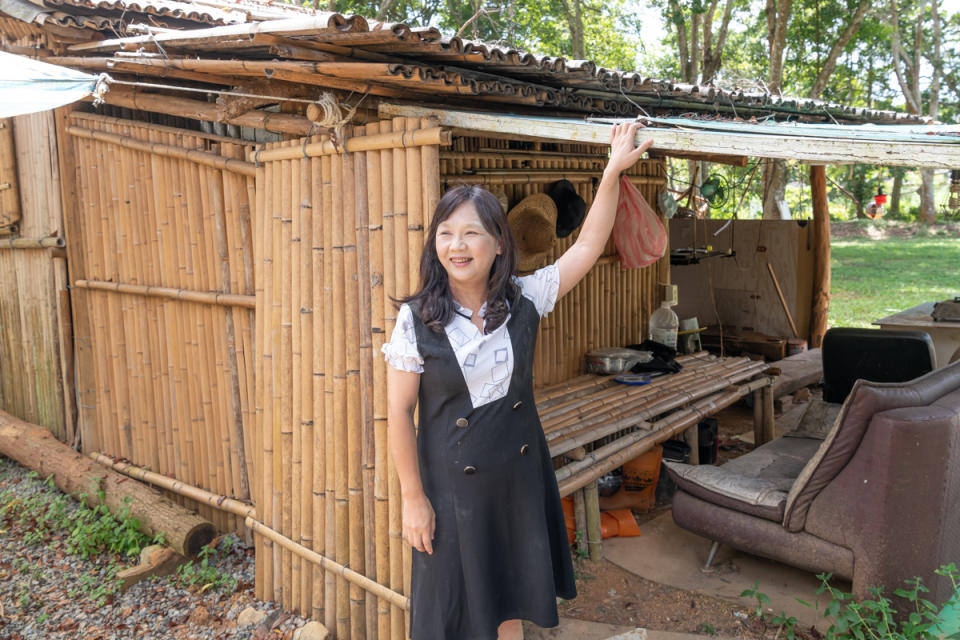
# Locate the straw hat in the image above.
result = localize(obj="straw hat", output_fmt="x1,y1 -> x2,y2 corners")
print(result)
507,193 -> 557,272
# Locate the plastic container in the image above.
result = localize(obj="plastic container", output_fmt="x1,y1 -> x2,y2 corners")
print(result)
655,439 -> 690,505
697,418 -> 719,465
620,445 -> 662,512
649,301 -> 679,350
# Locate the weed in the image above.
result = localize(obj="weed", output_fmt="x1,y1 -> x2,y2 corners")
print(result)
700,622 -> 716,635
573,530 -> 589,561
175,536 -> 238,594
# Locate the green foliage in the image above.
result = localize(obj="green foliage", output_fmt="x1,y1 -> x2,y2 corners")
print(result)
0,472 -> 157,559
740,566 -> 960,640
174,536 -> 239,594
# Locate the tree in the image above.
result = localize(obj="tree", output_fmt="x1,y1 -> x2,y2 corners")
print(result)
889,0 -> 942,224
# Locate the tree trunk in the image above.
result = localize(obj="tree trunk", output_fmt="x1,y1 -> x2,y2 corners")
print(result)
559,0 -> 586,59
762,159 -> 791,219
807,0 -> 871,99
0,409 -> 216,557
920,169 -> 937,224
890,170 -> 904,218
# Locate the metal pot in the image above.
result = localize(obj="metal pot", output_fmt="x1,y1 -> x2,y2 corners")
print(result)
585,347 -> 653,375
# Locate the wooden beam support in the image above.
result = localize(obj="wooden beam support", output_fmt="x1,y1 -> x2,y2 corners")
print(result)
381,104 -> 960,169
809,165 -> 831,349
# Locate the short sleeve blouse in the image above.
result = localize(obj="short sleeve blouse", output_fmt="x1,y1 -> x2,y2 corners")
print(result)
381,263 -> 560,408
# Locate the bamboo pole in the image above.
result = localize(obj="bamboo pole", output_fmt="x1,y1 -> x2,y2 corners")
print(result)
583,481 -> 602,561
331,147 -> 350,640
72,279 -> 256,308
298,147 -> 315,616
250,127 -> 452,163
67,126 -> 256,177
90,452 -> 257,518
310,142 -> 327,622
355,130 -> 378,640
290,153 -> 304,611
279,155 -> 295,606
340,136 -> 367,639
322,149 -> 337,633
245,517 -> 411,612
253,146 -> 268,600
0,237 -> 65,249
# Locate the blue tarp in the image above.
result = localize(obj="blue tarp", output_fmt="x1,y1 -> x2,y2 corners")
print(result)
0,51 -> 102,118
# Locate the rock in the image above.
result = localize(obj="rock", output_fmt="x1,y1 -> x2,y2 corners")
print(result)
187,605 -> 210,625
795,387 -> 811,402
237,606 -> 267,628
292,620 -> 330,640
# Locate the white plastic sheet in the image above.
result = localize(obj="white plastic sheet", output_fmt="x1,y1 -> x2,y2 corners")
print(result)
0,51 -> 102,118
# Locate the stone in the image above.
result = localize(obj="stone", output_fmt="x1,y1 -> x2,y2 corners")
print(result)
237,606 -> 267,628
187,606 -> 210,625
794,387 -> 811,402
292,620 -> 330,640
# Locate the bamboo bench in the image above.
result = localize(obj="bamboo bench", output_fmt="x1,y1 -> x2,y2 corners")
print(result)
535,352 -> 777,559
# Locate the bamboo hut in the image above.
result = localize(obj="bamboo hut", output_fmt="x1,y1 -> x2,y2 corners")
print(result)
1,3 -> 958,639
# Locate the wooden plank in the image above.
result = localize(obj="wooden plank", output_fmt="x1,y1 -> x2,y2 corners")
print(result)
380,104 -> 960,169
809,165 -> 830,349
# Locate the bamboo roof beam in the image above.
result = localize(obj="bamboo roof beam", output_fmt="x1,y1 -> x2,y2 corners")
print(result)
82,85 -> 318,136
381,104 -> 960,169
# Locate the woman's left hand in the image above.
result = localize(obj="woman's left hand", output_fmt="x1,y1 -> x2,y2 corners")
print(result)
605,122 -> 654,177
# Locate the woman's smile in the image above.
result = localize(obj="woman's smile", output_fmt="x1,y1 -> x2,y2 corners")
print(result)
436,202 -> 501,284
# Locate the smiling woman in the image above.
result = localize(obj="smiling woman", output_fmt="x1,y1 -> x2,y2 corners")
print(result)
383,123 -> 652,640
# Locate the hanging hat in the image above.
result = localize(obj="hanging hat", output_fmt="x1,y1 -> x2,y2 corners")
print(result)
507,193 -> 557,272
545,179 -> 587,238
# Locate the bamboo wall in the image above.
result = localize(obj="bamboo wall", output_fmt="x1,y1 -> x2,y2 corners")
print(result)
64,112 -> 257,533
440,137 -> 669,386
0,111 -> 70,441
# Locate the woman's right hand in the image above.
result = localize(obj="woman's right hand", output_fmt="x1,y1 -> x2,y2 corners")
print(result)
402,492 -> 436,555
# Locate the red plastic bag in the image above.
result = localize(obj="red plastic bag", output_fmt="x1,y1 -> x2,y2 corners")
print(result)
613,175 -> 667,268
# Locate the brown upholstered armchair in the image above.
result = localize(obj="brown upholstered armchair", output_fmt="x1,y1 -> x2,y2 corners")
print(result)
667,331 -> 960,605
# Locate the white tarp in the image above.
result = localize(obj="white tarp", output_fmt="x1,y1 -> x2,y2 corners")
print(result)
0,51 -> 103,118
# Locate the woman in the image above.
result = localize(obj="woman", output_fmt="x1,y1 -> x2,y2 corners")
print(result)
383,123 -> 652,640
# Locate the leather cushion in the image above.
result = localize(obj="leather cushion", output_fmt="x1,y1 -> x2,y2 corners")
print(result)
665,462 -> 789,522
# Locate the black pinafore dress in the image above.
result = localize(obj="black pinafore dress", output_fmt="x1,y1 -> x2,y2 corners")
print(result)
409,293 -> 576,640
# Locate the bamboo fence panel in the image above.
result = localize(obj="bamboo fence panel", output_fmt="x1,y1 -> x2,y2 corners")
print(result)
253,119 -> 441,638
66,113 -> 256,535
0,112 -> 69,441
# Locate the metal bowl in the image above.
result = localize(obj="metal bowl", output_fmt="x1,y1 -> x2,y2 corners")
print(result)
585,347 -> 653,375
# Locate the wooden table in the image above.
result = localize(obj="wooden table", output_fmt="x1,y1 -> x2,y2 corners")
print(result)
874,302 -> 960,368
537,353 -> 776,560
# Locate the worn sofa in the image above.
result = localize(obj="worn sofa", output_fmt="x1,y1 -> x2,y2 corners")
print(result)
668,332 -> 960,604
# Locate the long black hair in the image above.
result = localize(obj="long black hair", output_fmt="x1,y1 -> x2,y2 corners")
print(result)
400,185 -> 519,334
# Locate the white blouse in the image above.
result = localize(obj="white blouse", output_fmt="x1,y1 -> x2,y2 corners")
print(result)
382,264 -> 560,408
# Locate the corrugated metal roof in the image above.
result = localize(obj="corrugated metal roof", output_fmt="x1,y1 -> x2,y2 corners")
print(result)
0,4 -> 933,125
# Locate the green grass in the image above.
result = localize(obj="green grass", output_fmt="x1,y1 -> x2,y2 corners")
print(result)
829,236 -> 960,329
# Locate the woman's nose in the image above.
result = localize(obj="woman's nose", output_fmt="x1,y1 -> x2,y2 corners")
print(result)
451,235 -> 467,249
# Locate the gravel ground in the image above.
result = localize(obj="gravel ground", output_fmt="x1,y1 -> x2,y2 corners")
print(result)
0,455 -> 308,640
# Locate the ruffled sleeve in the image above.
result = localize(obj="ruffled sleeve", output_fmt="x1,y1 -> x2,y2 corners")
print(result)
516,263 -> 561,317
381,303 -> 424,373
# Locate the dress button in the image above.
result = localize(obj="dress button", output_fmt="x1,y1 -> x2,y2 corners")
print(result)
520,444 -> 529,455
512,400 -> 523,410
456,417 -> 469,428
463,465 -> 477,475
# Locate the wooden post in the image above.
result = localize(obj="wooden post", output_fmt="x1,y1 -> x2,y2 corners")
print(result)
752,388 -> 763,446
583,481 -> 602,562
573,488 -> 587,558
685,424 -> 700,465
761,383 -> 776,444
809,165 -> 831,349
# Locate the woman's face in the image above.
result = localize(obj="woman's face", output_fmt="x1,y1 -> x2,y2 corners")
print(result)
435,201 -> 502,291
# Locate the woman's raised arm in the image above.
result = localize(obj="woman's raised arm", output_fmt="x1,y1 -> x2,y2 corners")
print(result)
555,122 -> 653,298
